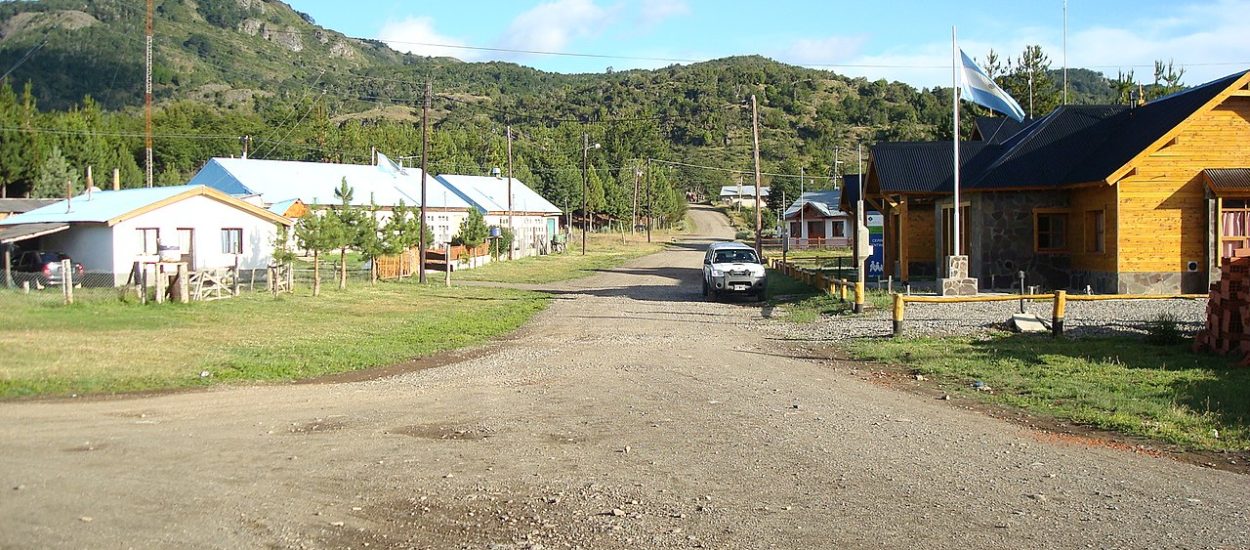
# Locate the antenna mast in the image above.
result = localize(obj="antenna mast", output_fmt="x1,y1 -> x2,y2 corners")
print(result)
144,0 -> 154,188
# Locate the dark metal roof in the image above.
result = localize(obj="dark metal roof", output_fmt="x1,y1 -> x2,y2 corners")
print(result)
972,116 -> 1030,144
871,69 -> 1249,194
1205,169 -> 1250,192
0,198 -> 58,213
0,223 -> 70,245
965,105 -> 1126,189
869,141 -> 993,194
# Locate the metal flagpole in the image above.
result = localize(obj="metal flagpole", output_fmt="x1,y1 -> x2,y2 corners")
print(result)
952,26 -> 961,260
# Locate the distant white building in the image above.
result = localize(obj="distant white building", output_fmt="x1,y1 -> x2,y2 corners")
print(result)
719,185 -> 769,208
0,185 -> 293,285
435,174 -> 563,257
188,155 -> 564,256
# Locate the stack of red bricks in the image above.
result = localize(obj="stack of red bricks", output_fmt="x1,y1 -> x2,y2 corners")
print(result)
1194,250 -> 1250,362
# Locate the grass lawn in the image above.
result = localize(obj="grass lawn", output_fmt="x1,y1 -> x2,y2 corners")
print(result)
453,230 -> 676,284
844,334 -> 1250,451
766,269 -> 892,322
0,283 -> 547,399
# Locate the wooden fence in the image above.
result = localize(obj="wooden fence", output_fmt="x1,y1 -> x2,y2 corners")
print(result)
771,259 -> 1206,338
375,243 -> 490,280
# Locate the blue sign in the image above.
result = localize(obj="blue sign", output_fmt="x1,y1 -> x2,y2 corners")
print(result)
868,232 -> 885,279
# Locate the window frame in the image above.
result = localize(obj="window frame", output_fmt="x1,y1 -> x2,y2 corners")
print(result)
221,228 -> 243,255
1083,209 -> 1106,255
137,227 -> 160,255
1033,209 -> 1070,253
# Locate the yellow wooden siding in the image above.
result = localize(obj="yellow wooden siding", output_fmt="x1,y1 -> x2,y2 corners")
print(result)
1116,98 -> 1250,273
906,205 -> 935,266
1068,185 -> 1117,272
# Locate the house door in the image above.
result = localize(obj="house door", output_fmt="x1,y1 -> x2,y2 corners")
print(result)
176,228 -> 195,270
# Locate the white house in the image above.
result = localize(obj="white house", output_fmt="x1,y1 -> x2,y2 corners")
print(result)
188,154 -> 565,256
0,185 -> 293,285
434,174 -> 563,256
189,155 -> 476,247
719,185 -> 769,208
782,190 -> 850,248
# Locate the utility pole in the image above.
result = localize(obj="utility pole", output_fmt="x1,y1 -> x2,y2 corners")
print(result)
1063,0 -> 1069,105
507,125 -> 514,260
799,166 -> 805,247
240,135 -> 251,159
419,81 -> 431,284
581,133 -> 589,256
144,0 -> 154,188
632,165 -> 640,235
750,94 -> 763,255
646,159 -> 653,243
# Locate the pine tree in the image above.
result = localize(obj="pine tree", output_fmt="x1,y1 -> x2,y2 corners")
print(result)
32,145 -> 79,198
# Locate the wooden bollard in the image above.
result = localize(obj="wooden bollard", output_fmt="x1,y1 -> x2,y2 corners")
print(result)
826,275 -> 836,296
1052,290 -> 1067,338
892,293 -> 905,337
839,280 -> 848,302
854,281 -> 865,313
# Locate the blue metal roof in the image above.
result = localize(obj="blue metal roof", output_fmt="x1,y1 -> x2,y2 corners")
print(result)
434,174 -> 562,214
0,185 -> 200,225
189,157 -> 473,210
784,190 -> 844,218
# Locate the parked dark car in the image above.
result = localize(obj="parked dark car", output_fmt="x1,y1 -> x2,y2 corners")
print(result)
10,251 -> 84,288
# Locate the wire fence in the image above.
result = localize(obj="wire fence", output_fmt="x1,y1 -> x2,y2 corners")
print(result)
0,263 -> 419,307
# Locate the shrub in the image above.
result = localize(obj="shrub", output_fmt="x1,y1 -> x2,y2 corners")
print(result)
1145,312 -> 1185,345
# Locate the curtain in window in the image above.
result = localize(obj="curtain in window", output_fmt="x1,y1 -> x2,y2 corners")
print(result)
1222,211 -> 1249,258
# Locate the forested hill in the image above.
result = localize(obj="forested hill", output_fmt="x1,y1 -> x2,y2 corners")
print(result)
0,0 -> 1124,215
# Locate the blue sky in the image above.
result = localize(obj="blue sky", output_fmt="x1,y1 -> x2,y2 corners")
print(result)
287,0 -> 1250,88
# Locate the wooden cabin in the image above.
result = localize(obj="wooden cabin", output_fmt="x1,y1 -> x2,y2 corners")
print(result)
864,69 -> 1250,294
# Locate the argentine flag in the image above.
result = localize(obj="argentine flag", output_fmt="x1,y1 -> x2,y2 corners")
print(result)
959,50 -> 1026,122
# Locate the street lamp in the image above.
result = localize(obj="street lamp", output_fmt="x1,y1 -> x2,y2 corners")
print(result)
581,133 -> 600,256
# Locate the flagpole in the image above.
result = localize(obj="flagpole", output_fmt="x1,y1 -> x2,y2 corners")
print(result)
952,26 -> 961,259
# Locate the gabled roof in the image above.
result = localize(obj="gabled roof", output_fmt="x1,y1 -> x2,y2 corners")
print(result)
189,157 -> 471,210
0,185 -> 292,227
965,105 -> 1126,189
783,190 -> 844,218
434,174 -> 562,214
869,141 -> 993,194
719,185 -> 769,197
972,116 -> 1030,144
869,69 -> 1250,194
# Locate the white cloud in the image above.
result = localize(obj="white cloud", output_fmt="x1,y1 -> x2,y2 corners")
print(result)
779,35 -> 868,67
378,17 -> 478,60
497,0 -> 615,54
638,0 -> 690,28
834,0 -> 1250,89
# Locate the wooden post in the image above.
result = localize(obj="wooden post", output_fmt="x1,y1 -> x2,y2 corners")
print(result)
3,245 -> 11,288
140,263 -> 148,304
1052,290 -> 1067,338
892,293 -> 905,337
854,281 -> 865,313
826,275 -> 835,296
155,264 -> 166,304
61,259 -> 73,305
269,266 -> 278,297
839,280 -> 849,302
177,263 -> 189,304
232,256 -> 241,296
444,243 -> 451,287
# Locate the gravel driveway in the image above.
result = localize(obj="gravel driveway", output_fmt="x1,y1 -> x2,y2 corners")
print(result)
0,205 -> 1245,549
772,296 -> 1208,340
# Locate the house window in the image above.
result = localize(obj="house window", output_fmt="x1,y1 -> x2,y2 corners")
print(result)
137,228 -> 159,255
1084,210 -> 1105,254
832,221 -> 846,237
1035,212 -> 1068,252
1220,199 -> 1250,261
221,228 -> 243,254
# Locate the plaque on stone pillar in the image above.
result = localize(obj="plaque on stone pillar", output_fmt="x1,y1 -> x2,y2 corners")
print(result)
940,255 -> 977,296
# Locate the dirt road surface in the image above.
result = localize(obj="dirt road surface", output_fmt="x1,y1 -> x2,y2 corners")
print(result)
2,205 -> 1247,549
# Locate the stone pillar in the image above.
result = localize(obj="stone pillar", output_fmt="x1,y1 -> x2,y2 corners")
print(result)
940,255 -> 978,296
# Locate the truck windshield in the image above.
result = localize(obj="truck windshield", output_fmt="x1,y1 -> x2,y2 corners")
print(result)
714,250 -> 758,264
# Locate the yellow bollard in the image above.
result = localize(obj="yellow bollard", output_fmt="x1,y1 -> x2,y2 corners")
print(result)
854,281 -> 865,313
1052,290 -> 1067,338
892,293 -> 905,337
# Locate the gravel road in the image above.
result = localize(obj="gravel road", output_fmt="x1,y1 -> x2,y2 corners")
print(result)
1,205 -> 1246,549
